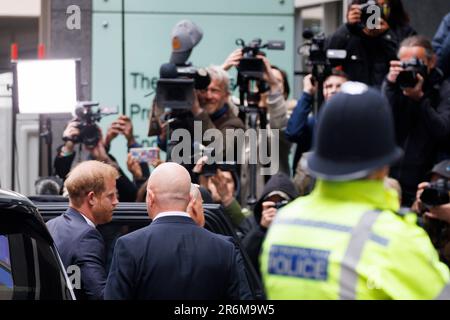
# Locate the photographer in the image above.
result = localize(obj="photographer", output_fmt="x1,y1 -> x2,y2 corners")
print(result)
240,173 -> 298,279
54,116 -> 139,202
413,160 -> 450,267
285,68 -> 348,194
327,0 -> 416,87
194,65 -> 246,164
221,48 -> 293,203
193,156 -> 248,231
383,35 -> 450,206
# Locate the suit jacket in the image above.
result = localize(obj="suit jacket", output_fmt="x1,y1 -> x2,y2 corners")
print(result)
46,207 -> 107,300
104,215 -> 242,300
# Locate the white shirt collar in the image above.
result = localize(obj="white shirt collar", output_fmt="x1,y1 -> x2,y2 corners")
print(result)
80,213 -> 96,228
152,211 -> 190,221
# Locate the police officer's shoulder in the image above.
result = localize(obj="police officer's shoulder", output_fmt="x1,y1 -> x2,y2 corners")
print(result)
393,207 -> 422,226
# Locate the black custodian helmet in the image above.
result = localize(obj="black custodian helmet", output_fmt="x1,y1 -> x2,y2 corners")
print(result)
306,82 -> 403,181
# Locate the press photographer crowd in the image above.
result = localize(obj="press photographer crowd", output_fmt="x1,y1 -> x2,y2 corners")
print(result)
25,0 -> 450,300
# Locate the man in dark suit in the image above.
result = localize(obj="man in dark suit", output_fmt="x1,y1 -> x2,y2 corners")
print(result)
47,160 -> 119,300
104,162 -> 242,300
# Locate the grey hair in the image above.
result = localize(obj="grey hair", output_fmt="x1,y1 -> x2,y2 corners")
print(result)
400,35 -> 434,61
206,65 -> 230,93
190,183 -> 201,200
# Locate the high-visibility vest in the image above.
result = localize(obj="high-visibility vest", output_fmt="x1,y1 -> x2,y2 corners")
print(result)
260,179 -> 450,300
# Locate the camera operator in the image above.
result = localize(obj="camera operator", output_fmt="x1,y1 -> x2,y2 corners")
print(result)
382,35 -> 450,207
54,116 -> 138,202
412,160 -> 450,266
285,68 -> 348,194
220,47 -> 293,203
327,0 -> 416,88
433,12 -> 450,80
194,65 -> 245,161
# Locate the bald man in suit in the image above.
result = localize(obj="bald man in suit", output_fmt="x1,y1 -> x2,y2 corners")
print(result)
105,163 -> 242,299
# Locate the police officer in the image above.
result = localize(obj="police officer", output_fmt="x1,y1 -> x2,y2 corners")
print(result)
260,82 -> 450,299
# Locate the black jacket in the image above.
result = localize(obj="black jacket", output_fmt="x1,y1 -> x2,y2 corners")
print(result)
241,173 -> 299,278
327,23 -> 416,88
105,215 -> 242,299
382,70 -> 450,206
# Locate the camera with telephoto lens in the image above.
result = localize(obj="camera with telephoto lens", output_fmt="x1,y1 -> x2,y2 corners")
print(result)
397,57 -> 427,89
420,179 -> 450,208
64,101 -> 118,148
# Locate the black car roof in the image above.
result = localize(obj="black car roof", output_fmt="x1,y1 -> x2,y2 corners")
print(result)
0,189 -> 42,217
0,189 -> 35,205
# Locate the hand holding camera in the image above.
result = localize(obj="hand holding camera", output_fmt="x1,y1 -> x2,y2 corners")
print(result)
402,73 -> 424,101
260,201 -> 278,229
257,54 -> 283,94
63,101 -> 118,149
105,115 -> 136,148
416,180 -> 450,224
387,60 -> 404,83
347,1 -> 390,36
388,58 -> 426,100
61,119 -> 80,154
210,169 -> 235,207
127,153 -> 143,180
303,74 -> 318,96
221,48 -> 243,71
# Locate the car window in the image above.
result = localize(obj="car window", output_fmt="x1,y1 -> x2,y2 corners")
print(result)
0,235 -> 13,299
0,210 -> 73,300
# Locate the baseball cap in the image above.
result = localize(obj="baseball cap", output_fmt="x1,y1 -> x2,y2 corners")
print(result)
430,160 -> 450,179
169,20 -> 203,65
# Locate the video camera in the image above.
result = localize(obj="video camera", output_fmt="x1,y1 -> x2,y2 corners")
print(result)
176,64 -> 211,90
300,30 -> 347,83
420,179 -> 450,208
156,63 -> 210,111
64,101 -> 118,148
234,38 -> 285,108
236,38 -> 285,80
397,57 -> 427,89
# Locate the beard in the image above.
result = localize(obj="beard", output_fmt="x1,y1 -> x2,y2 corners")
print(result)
92,204 -> 114,225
